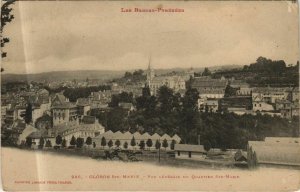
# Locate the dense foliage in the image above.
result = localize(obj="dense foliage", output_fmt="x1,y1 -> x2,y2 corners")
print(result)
213,57 -> 299,87
111,69 -> 146,84
94,86 -> 299,150
65,86 -> 110,102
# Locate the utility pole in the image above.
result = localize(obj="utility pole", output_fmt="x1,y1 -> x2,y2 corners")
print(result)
158,146 -> 160,163
158,139 -> 161,163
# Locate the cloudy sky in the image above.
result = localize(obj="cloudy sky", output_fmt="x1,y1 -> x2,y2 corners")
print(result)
2,1 -> 299,74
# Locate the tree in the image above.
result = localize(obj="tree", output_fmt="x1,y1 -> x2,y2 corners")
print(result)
39,136 -> 45,149
109,92 -> 133,108
1,0 -> 16,72
123,141 -> 128,149
70,136 -> 76,146
155,140 -> 161,150
170,140 -> 176,150
115,139 -> 121,148
142,86 -> 151,97
146,139 -> 153,150
108,140 -> 113,148
224,85 -> 237,97
202,67 -> 211,76
182,88 -> 199,111
55,135 -> 63,145
76,137 -> 84,148
107,108 -> 129,132
39,137 -> 44,149
101,137 -> 107,149
139,140 -> 145,150
61,139 -> 67,148
203,140 -> 212,151
130,136 -> 136,149
162,139 -> 168,150
25,137 -> 32,148
86,137 -> 92,146
35,114 -> 53,129
157,86 -> 174,114
45,140 -> 52,148
23,103 -> 33,124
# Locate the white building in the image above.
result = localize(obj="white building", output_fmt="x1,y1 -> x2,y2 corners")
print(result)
174,144 -> 206,160
252,87 -> 292,104
54,116 -> 105,146
93,131 -> 181,151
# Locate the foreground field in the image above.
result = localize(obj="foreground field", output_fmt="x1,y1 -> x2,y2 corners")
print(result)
1,147 -> 299,191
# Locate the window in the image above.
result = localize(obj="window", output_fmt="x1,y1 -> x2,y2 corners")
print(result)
177,151 -> 180,156
188,151 -> 192,158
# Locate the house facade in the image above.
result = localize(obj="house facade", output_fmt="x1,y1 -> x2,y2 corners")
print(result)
174,144 -> 206,160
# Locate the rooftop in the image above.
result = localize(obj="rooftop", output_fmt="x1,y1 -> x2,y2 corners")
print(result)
174,144 -> 205,153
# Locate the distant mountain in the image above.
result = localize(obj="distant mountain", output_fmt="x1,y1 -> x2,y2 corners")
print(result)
1,65 -> 242,83
1,70 -> 125,83
154,65 -> 242,75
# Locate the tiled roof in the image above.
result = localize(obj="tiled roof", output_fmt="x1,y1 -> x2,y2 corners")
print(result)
55,121 -> 105,135
94,131 -> 180,142
174,144 -> 205,153
248,140 -> 300,165
252,87 -> 293,93
81,116 -> 96,124
264,137 -> 300,144
198,88 -> 225,95
27,129 -> 52,139
191,77 -> 227,88
151,76 -> 185,84
151,133 -> 161,140
160,133 -> 172,140
172,134 -> 181,143
76,98 -> 91,106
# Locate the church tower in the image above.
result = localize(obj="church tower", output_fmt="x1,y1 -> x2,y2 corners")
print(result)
146,56 -> 155,86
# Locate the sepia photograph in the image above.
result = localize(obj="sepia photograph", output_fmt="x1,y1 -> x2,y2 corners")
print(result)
1,0 -> 299,191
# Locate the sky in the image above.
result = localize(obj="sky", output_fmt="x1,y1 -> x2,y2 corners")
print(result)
1,1 -> 299,74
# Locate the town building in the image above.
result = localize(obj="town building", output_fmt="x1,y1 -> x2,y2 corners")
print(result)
54,116 -> 105,146
219,97 -> 252,113
26,129 -> 56,149
248,137 -> 300,166
93,131 -> 181,151
280,102 -> 299,119
17,124 -> 38,145
190,77 -> 228,99
252,87 -> 292,104
146,61 -> 186,96
199,98 -> 219,112
118,102 -> 135,111
148,76 -> 186,96
229,79 -> 252,96
51,94 -> 78,126
252,100 -> 274,112
174,144 -> 206,160
90,90 -> 112,105
291,87 -> 299,102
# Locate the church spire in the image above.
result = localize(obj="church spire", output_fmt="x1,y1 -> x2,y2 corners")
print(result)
146,54 -> 154,86
148,55 -> 152,70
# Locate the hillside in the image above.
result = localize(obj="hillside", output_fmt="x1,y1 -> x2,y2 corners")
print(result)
1,70 -> 125,83
1,65 -> 241,83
